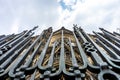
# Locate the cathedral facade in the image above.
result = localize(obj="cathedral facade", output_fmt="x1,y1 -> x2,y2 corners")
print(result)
0,25 -> 120,80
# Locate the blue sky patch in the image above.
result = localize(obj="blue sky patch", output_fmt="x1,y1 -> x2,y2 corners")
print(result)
59,0 -> 76,11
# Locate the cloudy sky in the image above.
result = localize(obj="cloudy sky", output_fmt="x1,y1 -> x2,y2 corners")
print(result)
0,0 -> 120,35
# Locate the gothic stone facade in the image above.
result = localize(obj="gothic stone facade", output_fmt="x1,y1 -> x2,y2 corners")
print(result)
0,25 -> 120,80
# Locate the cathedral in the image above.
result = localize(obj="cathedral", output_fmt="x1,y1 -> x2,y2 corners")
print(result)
0,25 -> 120,80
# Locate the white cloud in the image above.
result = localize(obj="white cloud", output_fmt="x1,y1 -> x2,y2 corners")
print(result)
57,0 -> 120,33
0,0 -> 60,34
63,0 -> 76,5
0,0 -> 120,35
10,19 -> 20,33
